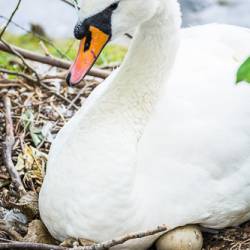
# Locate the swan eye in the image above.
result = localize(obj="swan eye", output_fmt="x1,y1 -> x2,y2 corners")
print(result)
109,2 -> 119,10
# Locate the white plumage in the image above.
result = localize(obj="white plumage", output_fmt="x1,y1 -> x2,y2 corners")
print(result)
39,0 -> 250,249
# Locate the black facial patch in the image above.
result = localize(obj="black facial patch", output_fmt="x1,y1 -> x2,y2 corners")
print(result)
74,1 -> 119,40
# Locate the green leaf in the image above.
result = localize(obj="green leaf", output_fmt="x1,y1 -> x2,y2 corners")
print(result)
236,57 -> 250,84
29,126 -> 44,147
21,109 -> 44,147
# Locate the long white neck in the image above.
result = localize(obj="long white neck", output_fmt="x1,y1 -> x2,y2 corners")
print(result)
83,0 -> 181,139
54,1 -> 182,237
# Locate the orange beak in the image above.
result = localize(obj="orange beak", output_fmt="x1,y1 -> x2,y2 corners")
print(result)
67,26 -> 110,85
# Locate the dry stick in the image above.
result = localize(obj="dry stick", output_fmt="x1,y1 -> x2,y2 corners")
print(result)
90,225 -> 168,250
0,174 -> 9,180
0,83 -> 27,89
0,0 -> 22,39
1,96 -> 26,196
0,40 -> 41,83
0,79 -> 33,90
66,82 -> 89,110
0,42 -> 110,79
39,41 -> 52,57
0,222 -> 23,241
0,242 -> 64,250
0,68 -> 78,109
0,68 -> 36,83
0,15 -> 71,59
39,82 -> 79,110
0,225 -> 167,250
0,0 -> 40,82
0,79 -> 34,91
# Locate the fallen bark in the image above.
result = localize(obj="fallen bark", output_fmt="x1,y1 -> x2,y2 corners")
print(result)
0,42 -> 110,79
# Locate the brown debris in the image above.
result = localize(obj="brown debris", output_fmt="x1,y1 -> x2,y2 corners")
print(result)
23,220 -> 57,245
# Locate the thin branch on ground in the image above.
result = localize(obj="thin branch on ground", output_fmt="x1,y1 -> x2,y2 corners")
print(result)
92,225 -> 168,250
0,0 -> 39,81
0,225 -> 168,250
0,221 -> 23,241
0,0 -> 22,39
1,96 -> 26,196
0,41 -> 110,79
0,78 -> 34,90
66,82 -> 88,110
0,40 -> 41,83
0,174 -> 9,180
39,41 -> 52,57
0,242 -> 64,250
0,68 -> 79,109
0,0 -> 41,83
39,82 -> 79,110
0,68 -> 36,83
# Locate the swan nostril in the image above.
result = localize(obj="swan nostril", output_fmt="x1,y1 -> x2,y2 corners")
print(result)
84,30 -> 92,51
66,72 -> 72,86
74,22 -> 87,40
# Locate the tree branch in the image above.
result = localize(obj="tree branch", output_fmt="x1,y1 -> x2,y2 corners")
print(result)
0,40 -> 41,82
92,225 -> 167,250
0,225 -> 168,250
0,0 -> 22,39
1,96 -> 26,196
0,15 -> 71,59
0,41 -> 110,79
0,68 -> 36,83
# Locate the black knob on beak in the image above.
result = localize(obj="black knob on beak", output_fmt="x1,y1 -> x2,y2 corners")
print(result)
74,21 -> 87,40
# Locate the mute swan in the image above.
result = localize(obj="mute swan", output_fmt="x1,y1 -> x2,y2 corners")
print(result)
39,0 -> 250,249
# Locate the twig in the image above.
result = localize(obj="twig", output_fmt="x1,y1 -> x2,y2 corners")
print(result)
0,68 -> 79,109
0,0 -> 40,83
0,174 -> 9,180
0,221 -> 23,241
0,83 -> 27,89
39,41 -> 52,57
0,41 -> 110,79
0,79 -> 34,90
66,83 -> 88,110
91,225 -> 167,250
1,96 -> 26,196
0,242 -> 65,250
0,15 -> 71,59
0,68 -> 36,83
0,0 -> 22,39
39,82 -> 79,110
0,40 -> 40,83
0,225 -> 168,250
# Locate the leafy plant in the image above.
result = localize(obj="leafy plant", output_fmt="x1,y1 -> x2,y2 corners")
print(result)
236,57 -> 250,84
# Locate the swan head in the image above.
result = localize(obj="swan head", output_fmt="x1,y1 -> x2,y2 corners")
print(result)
67,0 -> 160,85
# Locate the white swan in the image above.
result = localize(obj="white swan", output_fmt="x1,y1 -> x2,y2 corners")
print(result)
39,0 -> 250,249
